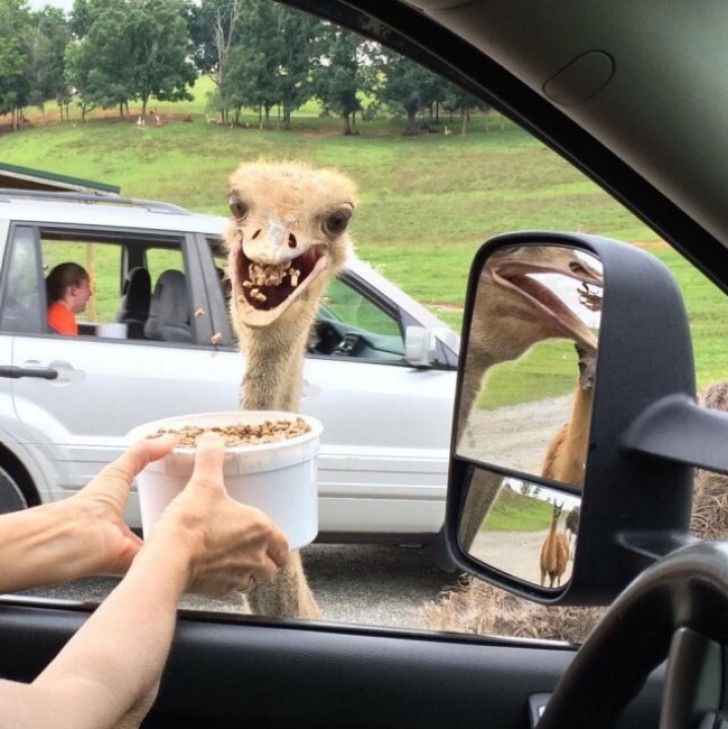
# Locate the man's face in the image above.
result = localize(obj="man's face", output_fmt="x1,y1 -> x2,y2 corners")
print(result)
70,277 -> 93,314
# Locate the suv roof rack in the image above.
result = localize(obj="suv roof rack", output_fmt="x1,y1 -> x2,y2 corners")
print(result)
0,188 -> 191,215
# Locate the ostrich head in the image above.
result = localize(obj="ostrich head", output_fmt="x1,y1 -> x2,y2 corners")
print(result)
470,245 -> 603,364
224,159 -> 358,331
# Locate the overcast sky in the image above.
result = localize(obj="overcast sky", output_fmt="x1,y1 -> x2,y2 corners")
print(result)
28,0 -> 74,12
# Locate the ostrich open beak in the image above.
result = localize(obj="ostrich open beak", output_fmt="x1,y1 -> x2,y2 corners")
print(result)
230,230 -> 331,329
486,248 -> 603,353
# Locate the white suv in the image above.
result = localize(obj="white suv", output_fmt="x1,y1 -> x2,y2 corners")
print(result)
0,190 -> 458,545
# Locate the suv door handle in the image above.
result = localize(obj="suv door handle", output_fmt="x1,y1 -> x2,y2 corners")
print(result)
0,365 -> 59,380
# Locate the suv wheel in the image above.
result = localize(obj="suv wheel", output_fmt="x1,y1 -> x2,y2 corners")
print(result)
0,463 -> 30,513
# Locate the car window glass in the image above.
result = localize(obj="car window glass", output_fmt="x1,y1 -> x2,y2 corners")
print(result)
146,248 -> 185,283
323,278 -> 399,337
313,277 -> 405,359
28,231 -> 192,341
42,237 -> 123,328
7,2 -> 726,646
0,226 -> 44,334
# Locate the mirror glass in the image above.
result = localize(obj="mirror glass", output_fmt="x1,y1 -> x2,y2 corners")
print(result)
455,244 -> 603,488
459,472 -> 581,589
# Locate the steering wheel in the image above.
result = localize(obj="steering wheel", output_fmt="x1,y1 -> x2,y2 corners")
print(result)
309,319 -> 347,354
538,541 -> 728,728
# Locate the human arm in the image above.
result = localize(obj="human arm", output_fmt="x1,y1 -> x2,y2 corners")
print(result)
0,436 -> 176,594
0,433 -> 289,729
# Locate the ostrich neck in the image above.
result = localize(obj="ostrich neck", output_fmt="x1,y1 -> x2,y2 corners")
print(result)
456,350 -> 500,444
240,306 -> 317,413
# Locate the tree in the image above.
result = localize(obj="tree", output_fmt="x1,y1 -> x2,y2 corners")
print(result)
441,81 -> 488,136
224,0 -> 282,127
64,38 -> 97,120
0,0 -> 32,129
188,0 -> 242,124
371,48 -> 444,135
127,0 -> 196,118
26,7 -> 71,120
220,1 -> 319,130
210,0 -> 319,129
66,0 -> 196,120
272,5 -> 319,130
71,0 -> 136,117
313,24 -> 368,135
68,0 -> 108,39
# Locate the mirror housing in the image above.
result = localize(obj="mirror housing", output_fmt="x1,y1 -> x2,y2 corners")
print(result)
405,325 -> 436,366
445,231 -> 728,605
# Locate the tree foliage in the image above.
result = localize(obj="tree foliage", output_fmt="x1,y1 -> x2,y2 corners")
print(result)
0,0 -> 32,125
3,0 -> 490,136
312,24 -> 372,135
371,48 -> 445,135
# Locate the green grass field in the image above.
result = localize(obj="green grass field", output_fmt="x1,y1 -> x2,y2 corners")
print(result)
2,77 -> 726,397
481,486 -> 554,532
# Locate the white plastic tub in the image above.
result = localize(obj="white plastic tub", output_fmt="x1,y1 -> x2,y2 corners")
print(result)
126,410 -> 322,549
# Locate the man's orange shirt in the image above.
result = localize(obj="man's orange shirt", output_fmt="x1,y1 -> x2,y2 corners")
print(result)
48,301 -> 78,335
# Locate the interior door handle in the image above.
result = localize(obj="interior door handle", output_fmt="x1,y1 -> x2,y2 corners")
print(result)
0,365 -> 59,380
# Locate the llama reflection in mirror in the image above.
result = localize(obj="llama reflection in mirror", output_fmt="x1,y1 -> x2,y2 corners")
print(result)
456,244 -> 603,489
464,477 -> 580,589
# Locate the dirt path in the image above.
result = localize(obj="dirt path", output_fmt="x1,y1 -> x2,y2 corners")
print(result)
459,395 -> 574,476
470,530 -> 574,586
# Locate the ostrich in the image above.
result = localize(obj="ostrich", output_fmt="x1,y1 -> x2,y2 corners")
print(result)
457,246 -> 603,549
224,158 -> 358,619
690,380 -> 728,539
540,501 -> 569,588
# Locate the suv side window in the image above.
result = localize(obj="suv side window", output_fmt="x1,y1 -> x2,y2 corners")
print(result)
315,277 -> 405,359
0,226 -> 44,334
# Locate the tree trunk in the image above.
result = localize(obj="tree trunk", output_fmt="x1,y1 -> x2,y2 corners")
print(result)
460,106 -> 468,136
404,109 -> 419,135
342,112 -> 351,135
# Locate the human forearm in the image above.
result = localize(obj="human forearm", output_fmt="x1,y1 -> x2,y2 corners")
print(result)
0,502 -> 102,593
0,438 -> 175,596
6,539 -> 192,729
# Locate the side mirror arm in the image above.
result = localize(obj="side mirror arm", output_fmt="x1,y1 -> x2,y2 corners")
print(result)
622,393 -> 728,476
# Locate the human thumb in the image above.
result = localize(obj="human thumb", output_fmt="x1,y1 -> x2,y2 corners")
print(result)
189,432 -> 227,490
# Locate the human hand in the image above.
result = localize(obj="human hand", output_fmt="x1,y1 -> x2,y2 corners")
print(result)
147,433 -> 290,598
64,435 -> 177,577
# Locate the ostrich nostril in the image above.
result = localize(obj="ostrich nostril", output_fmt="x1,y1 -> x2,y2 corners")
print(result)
288,234 -> 297,249
252,230 -> 262,240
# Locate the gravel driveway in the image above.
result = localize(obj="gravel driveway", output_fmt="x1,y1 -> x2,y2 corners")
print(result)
18,543 -> 458,630
459,394 -> 573,475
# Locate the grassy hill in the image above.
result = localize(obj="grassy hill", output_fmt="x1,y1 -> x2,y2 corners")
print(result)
482,486 -> 556,532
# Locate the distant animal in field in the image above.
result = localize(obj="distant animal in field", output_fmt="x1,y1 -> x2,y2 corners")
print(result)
540,500 -> 569,588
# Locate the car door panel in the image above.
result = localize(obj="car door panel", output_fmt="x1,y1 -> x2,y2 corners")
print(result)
0,601 -> 663,729
10,338 -> 240,498
302,357 -> 452,535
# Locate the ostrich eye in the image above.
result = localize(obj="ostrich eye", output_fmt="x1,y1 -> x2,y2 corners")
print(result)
323,209 -> 351,236
229,196 -> 249,221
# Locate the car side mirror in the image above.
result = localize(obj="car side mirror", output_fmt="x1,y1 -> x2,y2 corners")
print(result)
405,325 -> 436,365
445,231 -> 728,605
